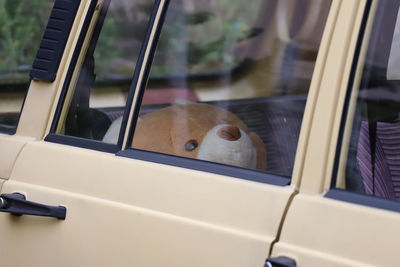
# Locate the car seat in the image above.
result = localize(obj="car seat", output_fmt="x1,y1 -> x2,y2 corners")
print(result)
347,0 -> 400,200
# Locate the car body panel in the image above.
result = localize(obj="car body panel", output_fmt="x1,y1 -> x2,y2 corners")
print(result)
289,0 -> 343,190
0,135 -> 30,179
274,194 -> 400,267
297,0 -> 367,194
0,140 -> 293,266
271,1 -> 400,266
0,0 -> 333,266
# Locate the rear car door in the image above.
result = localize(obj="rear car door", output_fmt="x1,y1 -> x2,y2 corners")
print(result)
271,0 -> 400,266
0,0 -> 332,266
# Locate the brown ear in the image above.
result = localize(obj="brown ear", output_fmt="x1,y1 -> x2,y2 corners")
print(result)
249,132 -> 267,170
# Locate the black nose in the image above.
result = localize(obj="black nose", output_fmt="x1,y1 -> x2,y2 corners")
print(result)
217,126 -> 241,141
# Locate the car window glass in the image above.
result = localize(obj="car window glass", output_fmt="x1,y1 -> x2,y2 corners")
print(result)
0,0 -> 53,131
54,0 -> 153,143
119,0 -> 332,177
337,0 -> 400,201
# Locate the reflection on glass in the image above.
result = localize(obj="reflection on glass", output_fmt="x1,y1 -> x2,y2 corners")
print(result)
0,0 -> 53,128
56,0 -> 153,143
127,0 -> 332,176
341,0 -> 400,202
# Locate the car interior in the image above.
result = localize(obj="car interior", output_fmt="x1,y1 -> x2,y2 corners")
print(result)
344,0 -> 400,201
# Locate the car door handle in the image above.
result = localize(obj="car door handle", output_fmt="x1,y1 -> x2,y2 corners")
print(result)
265,256 -> 297,267
0,193 -> 66,220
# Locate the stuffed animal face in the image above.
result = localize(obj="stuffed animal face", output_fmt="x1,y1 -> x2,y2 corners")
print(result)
131,103 -> 266,170
197,124 -> 258,169
103,102 -> 267,170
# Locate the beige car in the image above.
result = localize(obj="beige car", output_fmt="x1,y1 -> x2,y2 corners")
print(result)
0,0 -> 399,266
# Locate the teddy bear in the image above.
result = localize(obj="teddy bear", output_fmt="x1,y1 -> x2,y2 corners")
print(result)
103,102 -> 266,170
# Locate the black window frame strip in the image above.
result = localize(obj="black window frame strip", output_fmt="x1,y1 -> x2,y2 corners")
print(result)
0,125 -> 17,135
326,0 -> 400,213
326,189 -> 400,213
46,133 -> 119,153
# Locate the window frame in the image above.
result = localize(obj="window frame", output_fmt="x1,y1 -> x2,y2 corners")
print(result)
45,0 -> 120,153
327,0 -> 400,213
117,0 -> 307,186
45,0 -> 168,154
42,0 -> 118,153
45,0 -> 333,187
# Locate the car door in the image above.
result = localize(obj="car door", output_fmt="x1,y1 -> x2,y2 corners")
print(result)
271,0 -> 400,266
0,0 -> 332,266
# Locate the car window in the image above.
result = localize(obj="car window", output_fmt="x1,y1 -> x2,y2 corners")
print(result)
0,0 -> 53,132
335,0 -> 400,202
52,0 -> 153,145
115,0 -> 333,178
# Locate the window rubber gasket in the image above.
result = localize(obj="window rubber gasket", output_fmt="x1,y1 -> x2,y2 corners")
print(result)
326,189 -> 400,213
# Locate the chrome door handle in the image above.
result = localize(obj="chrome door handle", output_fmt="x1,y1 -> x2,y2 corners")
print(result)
0,193 -> 66,220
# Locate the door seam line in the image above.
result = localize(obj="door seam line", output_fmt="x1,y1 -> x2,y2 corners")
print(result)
268,189 -> 298,257
7,142 -> 28,181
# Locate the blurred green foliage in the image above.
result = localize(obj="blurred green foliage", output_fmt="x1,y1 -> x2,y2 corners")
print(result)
0,0 -> 265,81
0,0 -> 53,70
94,0 -> 265,77
149,0 -> 264,75
0,0 -> 120,81
93,16 -> 121,76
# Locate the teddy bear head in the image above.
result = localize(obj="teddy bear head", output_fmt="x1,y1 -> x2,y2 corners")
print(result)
131,102 -> 267,170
